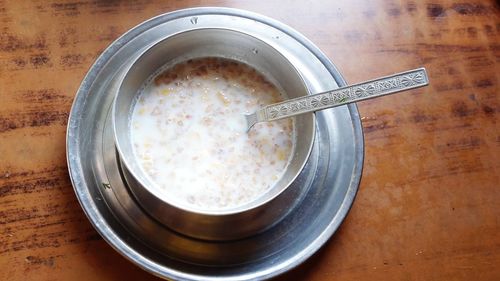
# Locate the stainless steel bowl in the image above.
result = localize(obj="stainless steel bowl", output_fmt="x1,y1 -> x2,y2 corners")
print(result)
113,28 -> 315,241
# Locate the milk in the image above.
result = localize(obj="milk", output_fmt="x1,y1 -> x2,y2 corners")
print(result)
130,58 -> 294,210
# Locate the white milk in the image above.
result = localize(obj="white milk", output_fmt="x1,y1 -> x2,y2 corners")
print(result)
130,58 -> 294,210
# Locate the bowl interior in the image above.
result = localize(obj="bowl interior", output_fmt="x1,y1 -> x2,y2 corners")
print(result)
113,28 -> 315,213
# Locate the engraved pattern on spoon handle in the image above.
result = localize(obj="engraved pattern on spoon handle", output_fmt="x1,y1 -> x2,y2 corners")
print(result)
260,68 -> 429,122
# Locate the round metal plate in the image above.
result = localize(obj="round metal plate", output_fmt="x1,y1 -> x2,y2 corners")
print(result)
67,7 -> 364,281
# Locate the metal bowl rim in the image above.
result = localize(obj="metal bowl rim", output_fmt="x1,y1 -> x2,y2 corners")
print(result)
111,26 -> 316,216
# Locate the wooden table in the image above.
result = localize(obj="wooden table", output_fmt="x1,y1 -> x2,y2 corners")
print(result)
1,1 -> 498,280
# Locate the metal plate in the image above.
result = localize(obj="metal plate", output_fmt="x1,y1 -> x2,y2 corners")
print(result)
67,7 -> 364,281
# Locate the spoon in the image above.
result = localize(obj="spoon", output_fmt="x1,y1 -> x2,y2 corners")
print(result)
245,67 -> 429,131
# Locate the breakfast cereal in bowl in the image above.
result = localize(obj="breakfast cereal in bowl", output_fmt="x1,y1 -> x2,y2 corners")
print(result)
131,58 -> 294,210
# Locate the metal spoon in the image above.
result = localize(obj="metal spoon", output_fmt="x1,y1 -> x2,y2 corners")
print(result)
245,67 -> 429,131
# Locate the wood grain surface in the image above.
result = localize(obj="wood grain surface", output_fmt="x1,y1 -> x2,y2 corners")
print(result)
0,0 -> 498,280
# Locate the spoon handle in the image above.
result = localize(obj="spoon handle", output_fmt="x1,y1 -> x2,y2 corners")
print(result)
246,68 -> 429,128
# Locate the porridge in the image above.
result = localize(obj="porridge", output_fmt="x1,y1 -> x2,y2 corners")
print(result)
130,57 -> 294,210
